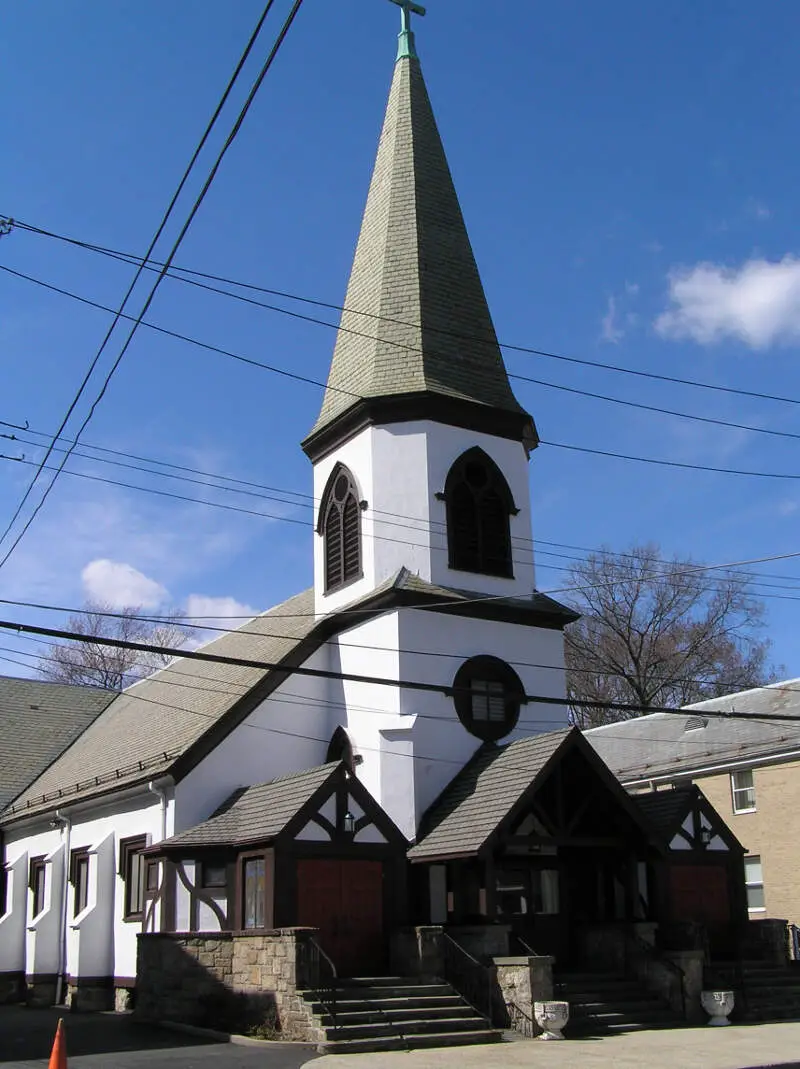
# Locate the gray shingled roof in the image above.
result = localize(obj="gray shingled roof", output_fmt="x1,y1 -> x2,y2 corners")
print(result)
585,680 -> 800,783
306,51 -> 532,441
0,677 -> 114,810
631,786 -> 696,838
3,589 -> 318,821
155,763 -> 339,851
409,730 -> 572,861
1,568 -> 575,825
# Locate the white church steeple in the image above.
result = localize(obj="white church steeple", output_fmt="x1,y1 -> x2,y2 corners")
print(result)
303,18 -> 539,617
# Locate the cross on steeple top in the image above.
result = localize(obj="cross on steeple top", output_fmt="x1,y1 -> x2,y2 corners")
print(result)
388,0 -> 426,61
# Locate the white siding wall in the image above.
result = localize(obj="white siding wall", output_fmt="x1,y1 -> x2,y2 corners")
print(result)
328,607 -> 567,839
313,421 -> 535,616
2,791 -> 169,983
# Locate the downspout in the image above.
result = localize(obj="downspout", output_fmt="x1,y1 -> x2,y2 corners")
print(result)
147,780 -> 168,842
147,781 -> 169,935
53,810 -> 71,1006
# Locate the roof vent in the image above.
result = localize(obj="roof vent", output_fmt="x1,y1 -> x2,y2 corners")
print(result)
684,715 -> 707,732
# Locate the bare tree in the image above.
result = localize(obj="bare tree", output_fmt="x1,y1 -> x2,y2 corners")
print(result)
564,544 -> 776,728
38,602 -> 194,691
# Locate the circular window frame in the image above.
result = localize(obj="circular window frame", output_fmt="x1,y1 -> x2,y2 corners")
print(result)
452,655 -> 524,742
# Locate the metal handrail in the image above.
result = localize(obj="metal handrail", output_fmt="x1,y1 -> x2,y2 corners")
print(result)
507,999 -> 537,1038
441,932 -> 495,1023
305,936 -> 338,1036
513,934 -> 539,957
626,930 -> 686,1020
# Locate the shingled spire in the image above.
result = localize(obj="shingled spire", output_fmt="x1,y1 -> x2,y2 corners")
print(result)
302,31 -> 537,460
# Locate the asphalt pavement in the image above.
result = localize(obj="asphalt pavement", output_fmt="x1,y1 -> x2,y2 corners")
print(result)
0,1007 -> 318,1069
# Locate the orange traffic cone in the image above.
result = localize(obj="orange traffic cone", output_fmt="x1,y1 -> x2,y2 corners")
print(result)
48,1018 -> 67,1069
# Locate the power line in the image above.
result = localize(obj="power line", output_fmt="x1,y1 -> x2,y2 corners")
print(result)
9,215 -> 800,411
5,416 -> 800,593
11,619 -> 800,718
6,261 -> 800,486
0,4 -> 278,556
2,614 -> 799,723
0,0 -> 305,574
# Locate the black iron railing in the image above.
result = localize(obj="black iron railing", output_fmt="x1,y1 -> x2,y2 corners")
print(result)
507,1000 -> 537,1038
789,923 -> 800,962
441,932 -> 494,1023
625,930 -> 686,1020
299,936 -> 338,1036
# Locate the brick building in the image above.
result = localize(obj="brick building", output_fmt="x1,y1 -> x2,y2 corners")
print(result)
586,679 -> 800,933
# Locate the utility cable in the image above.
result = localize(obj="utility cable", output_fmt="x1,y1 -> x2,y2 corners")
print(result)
0,0 -> 305,573
8,215 -> 800,411
4,263 -> 800,485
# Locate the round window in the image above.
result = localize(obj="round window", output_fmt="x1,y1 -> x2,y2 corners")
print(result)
452,656 -> 524,742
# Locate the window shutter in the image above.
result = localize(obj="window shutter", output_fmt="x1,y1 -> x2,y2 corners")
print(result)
325,506 -> 343,590
342,495 -> 360,580
321,465 -> 361,592
445,450 -> 514,578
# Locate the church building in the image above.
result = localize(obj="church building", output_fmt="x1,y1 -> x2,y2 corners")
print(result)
0,7 -> 749,1036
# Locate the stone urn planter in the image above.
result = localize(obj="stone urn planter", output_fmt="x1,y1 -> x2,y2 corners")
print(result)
701,990 -> 735,1026
533,1000 -> 569,1040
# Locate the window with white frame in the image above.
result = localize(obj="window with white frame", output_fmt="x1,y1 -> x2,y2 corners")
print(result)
731,769 -> 756,813
744,855 -> 765,912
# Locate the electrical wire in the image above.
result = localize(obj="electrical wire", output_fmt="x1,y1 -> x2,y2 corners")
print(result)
4,262 -> 800,485
0,0 -> 305,573
8,215 -> 800,411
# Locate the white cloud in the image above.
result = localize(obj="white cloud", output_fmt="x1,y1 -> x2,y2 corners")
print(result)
655,256 -> 800,348
746,198 -> 771,221
82,559 -> 169,609
185,594 -> 259,631
600,296 -> 624,343
625,281 -> 640,296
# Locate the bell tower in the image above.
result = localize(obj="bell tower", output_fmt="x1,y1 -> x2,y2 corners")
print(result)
303,3 -> 538,618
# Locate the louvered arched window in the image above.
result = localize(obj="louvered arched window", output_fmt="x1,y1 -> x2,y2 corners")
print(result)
319,464 -> 362,592
444,448 -> 515,578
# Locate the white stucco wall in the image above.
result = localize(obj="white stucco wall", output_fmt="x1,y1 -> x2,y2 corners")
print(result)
174,646 -> 333,833
0,852 -> 29,974
313,421 -> 536,615
325,606 -> 568,839
3,789 -> 170,982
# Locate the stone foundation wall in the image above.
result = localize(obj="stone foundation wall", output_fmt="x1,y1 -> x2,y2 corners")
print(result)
135,929 -> 322,1040
0,972 -> 24,1004
65,979 -> 114,1013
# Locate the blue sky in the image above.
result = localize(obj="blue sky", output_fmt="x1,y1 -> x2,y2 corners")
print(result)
1,0 -> 799,678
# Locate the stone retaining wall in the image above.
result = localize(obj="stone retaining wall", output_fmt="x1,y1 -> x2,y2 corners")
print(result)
135,928 -> 322,1040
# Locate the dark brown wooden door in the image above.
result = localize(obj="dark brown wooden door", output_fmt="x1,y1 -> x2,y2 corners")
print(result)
669,864 -> 730,949
296,859 -> 384,977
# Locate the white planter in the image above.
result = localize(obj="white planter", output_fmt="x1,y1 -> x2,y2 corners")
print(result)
701,990 -> 735,1027
533,1000 -> 569,1040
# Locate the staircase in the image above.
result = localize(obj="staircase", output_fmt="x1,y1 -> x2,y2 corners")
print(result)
732,961 -> 800,1022
555,969 -> 684,1036
300,976 -> 502,1054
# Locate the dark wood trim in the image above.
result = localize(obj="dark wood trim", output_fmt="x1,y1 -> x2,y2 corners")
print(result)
114,976 -> 137,988
301,392 -> 538,463
25,972 -> 59,985
480,729 -> 665,859
236,849 -> 274,932
162,859 -> 177,932
119,835 -> 149,922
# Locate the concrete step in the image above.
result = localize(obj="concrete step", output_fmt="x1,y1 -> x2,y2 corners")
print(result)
321,1005 -> 478,1027
326,1016 -> 489,1041
570,1000 -> 676,1018
318,1028 -> 502,1054
304,994 -> 466,1016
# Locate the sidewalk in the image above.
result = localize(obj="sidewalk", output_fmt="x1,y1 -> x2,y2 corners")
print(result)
310,1022 -> 800,1069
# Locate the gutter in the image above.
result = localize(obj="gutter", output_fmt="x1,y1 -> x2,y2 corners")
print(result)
51,809 -> 71,1006
619,746 -> 800,788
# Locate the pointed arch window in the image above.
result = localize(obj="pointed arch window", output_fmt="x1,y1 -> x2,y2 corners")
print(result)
443,448 -> 516,578
319,464 -> 362,593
